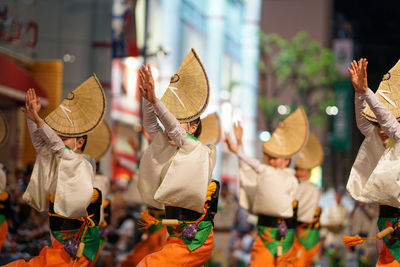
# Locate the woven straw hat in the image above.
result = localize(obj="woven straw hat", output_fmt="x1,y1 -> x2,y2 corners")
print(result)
0,111 -> 8,148
84,120 -> 111,160
45,74 -> 106,137
295,132 -> 324,169
263,107 -> 309,158
198,113 -> 221,145
362,59 -> 400,122
161,49 -> 210,123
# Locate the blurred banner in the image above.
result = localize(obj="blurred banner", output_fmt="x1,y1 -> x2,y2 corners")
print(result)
333,38 -> 354,77
0,0 -> 38,57
112,0 -> 139,58
111,57 -> 143,125
331,80 -> 352,151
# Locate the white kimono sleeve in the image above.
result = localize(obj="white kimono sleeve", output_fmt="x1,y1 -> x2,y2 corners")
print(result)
296,181 -> 321,223
154,138 -> 216,214
138,132 -> 177,209
253,166 -> 298,218
347,130 -> 385,203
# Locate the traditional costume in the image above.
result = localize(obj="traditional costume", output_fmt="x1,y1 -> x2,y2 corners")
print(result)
293,132 -> 323,267
346,60 -> 400,266
0,112 -> 9,252
236,108 -> 309,266
136,49 -> 219,267
6,75 -> 107,266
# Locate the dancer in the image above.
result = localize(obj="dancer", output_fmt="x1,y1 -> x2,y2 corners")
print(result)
225,108 -> 309,266
346,58 -> 400,266
293,132 -> 323,266
136,49 -> 219,266
7,75 -> 106,266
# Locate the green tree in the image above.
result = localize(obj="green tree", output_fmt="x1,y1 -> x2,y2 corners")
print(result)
258,31 -> 341,130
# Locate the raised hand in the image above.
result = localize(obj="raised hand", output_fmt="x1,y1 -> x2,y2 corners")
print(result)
348,58 -> 368,94
224,132 -> 238,154
20,88 -> 43,126
233,121 -> 243,147
138,64 -> 158,104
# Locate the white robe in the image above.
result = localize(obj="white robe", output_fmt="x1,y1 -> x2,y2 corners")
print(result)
23,120 -> 94,218
295,180 -> 321,223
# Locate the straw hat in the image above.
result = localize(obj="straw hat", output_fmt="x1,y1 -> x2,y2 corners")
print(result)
160,49 -> 210,123
362,59 -> 400,122
45,74 -> 106,137
262,107 -> 309,158
295,132 -> 324,170
84,120 -> 111,161
198,113 -> 221,145
0,111 -> 8,148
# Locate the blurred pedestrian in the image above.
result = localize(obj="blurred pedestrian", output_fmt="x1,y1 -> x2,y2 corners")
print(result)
320,189 -> 348,267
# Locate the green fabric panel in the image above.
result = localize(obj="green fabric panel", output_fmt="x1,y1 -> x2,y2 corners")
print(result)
186,132 -> 199,141
148,223 -> 164,234
377,217 -> 400,263
0,214 -> 5,226
298,228 -> 320,250
99,238 -> 105,249
52,226 -> 100,261
167,221 -> 212,251
257,226 -> 295,257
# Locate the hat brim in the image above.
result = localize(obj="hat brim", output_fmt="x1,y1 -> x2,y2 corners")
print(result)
84,120 -> 112,160
45,74 -> 106,137
198,113 -> 221,145
295,132 -> 324,169
263,107 -> 309,158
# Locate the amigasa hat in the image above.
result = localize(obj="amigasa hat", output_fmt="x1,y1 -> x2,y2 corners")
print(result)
362,59 -> 400,122
45,74 -> 106,137
0,111 -> 8,148
160,49 -> 210,123
263,107 -> 309,158
198,112 -> 221,145
84,120 -> 111,161
295,132 -> 324,170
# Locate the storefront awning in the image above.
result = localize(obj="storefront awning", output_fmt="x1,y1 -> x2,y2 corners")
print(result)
0,53 -> 49,106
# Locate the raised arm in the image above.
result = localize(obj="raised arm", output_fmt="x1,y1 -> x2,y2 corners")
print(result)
142,99 -> 162,139
349,58 -> 400,141
354,93 -> 374,136
22,88 -> 46,152
349,59 -> 374,136
225,122 -> 262,173
138,64 -> 186,147
152,101 -> 186,147
364,89 -> 400,142
21,88 -> 65,157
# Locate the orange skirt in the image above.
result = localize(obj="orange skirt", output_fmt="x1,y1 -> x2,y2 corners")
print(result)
249,236 -> 296,267
292,237 -> 320,267
377,240 -> 400,267
137,230 -> 214,267
0,221 -> 7,252
4,239 -> 91,267
121,227 -> 167,267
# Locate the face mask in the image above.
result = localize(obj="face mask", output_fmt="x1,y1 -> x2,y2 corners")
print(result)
73,138 -> 78,152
